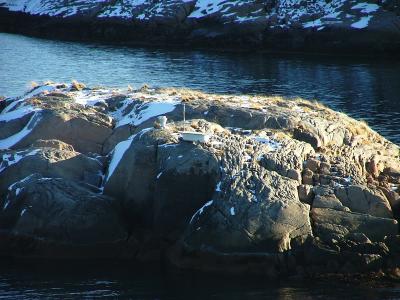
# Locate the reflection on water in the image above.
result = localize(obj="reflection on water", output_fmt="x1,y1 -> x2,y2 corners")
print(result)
1,261 -> 400,299
0,33 -> 399,144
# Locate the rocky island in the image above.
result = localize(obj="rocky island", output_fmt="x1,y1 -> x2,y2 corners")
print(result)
0,0 -> 399,56
0,82 -> 399,279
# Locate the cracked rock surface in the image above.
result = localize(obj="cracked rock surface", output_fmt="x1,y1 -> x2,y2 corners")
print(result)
0,82 -> 399,277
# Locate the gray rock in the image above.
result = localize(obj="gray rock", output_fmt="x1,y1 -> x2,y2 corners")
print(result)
298,184 -> 314,204
313,194 -> 350,212
0,146 -> 103,195
335,185 -> 393,218
311,207 -> 398,243
5,94 -> 113,153
0,174 -> 126,246
104,127 -> 220,240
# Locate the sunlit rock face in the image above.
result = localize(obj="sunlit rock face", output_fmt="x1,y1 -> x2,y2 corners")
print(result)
0,82 -> 400,277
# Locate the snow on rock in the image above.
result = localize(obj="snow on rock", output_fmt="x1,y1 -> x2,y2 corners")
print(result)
230,206 -> 235,216
115,97 -> 179,128
0,112 -> 42,150
15,187 -> 22,196
105,127 -> 152,182
252,135 -> 281,152
7,173 -> 39,192
98,0 -> 145,19
20,208 -> 27,216
72,89 -> 116,106
0,104 -> 40,122
3,200 -> 10,210
190,200 -> 213,223
0,149 -> 39,173
2,84 -> 55,114
1,0 -> 107,17
188,0 -> 226,18
215,181 -> 222,192
351,16 -> 373,29
0,0 -> 388,30
105,138 -> 133,182
351,3 -> 379,14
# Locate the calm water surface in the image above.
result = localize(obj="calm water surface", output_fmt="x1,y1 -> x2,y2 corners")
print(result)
1,261 -> 400,299
1,32 -> 400,298
0,33 -> 399,144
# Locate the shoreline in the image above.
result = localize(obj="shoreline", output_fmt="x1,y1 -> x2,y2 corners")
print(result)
1,7 -> 400,58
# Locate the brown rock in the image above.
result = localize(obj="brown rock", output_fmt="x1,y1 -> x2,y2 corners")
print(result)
305,158 -> 320,172
335,185 -> 393,218
302,168 -> 314,185
319,162 -> 331,175
298,184 -> 314,204
32,139 -> 75,152
311,207 -> 398,242
287,168 -> 301,182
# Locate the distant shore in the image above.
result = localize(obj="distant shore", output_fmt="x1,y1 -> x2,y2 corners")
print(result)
1,5 -> 400,57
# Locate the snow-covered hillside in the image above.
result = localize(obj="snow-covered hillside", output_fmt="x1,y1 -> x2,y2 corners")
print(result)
1,0 -> 398,31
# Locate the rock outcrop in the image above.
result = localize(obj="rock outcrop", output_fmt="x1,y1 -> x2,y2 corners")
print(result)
0,0 -> 399,55
0,82 -> 400,278
0,174 -> 129,259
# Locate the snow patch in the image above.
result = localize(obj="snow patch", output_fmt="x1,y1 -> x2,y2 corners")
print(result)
0,149 -> 39,173
253,136 -> 281,151
15,187 -> 22,196
2,84 -> 54,114
351,3 -> 379,14
230,206 -> 235,216
188,0 -> 225,18
351,16 -> 372,29
105,139 -> 132,182
0,112 -> 42,150
73,89 -> 115,106
20,208 -> 26,216
215,181 -> 222,192
190,200 -> 213,223
7,173 -> 38,192
116,100 -> 178,128
105,128 -> 152,181
3,200 -> 10,210
0,104 -> 40,122
303,19 -> 323,28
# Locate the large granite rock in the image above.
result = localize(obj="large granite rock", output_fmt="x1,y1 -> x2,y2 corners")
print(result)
0,143 -> 103,196
0,174 -> 128,258
0,93 -> 113,153
104,125 -> 220,241
334,185 -> 393,218
311,207 -> 398,243
0,84 -> 400,277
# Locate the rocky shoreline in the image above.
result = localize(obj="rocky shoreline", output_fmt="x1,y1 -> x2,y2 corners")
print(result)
0,81 -> 400,279
0,1 -> 400,56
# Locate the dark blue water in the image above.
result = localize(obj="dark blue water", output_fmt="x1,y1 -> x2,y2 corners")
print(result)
0,33 -> 399,144
1,32 -> 400,298
1,261 -> 400,299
